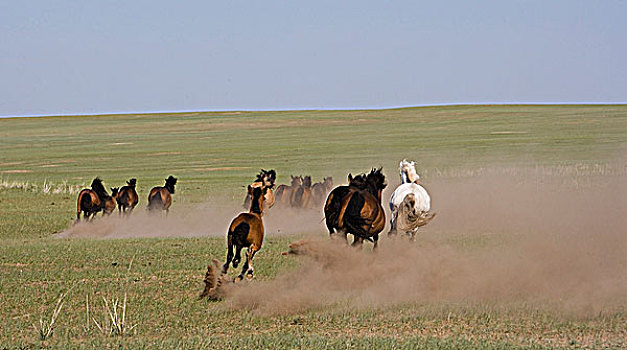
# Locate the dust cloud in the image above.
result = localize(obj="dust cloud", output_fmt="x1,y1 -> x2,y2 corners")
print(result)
213,170 -> 627,317
58,166 -> 627,317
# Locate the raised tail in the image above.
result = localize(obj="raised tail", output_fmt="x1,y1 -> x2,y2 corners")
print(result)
148,191 -> 163,210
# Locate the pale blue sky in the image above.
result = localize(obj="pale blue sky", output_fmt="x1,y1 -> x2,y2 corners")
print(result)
1,1 -> 625,117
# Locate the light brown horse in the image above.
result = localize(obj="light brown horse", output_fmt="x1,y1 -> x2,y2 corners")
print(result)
223,185 -> 267,281
274,175 -> 302,207
312,176 -> 333,206
292,175 -> 314,208
243,169 -> 276,210
148,176 -> 177,213
76,178 -> 116,222
114,178 -> 139,215
325,169 -> 387,249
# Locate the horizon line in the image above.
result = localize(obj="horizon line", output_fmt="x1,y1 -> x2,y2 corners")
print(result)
2,101 -> 626,119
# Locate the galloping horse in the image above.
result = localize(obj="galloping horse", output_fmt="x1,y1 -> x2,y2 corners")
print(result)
324,168 -> 387,249
243,169 -> 276,210
292,175 -> 314,208
76,178 -> 116,222
312,176 -> 333,206
274,175 -> 302,207
148,176 -> 177,213
223,185 -> 267,281
115,178 -> 139,215
389,160 -> 435,240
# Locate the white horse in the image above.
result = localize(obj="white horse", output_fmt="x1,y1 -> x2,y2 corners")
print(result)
388,159 -> 435,240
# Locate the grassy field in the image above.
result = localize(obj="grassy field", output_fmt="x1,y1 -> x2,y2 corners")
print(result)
1,105 -> 626,349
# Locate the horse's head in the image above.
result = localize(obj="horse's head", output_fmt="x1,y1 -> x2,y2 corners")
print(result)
126,178 -> 137,188
324,176 -> 333,189
91,177 -> 110,199
110,187 -> 120,197
399,159 -> 419,184
248,185 -> 267,215
303,176 -> 312,188
348,173 -> 367,189
290,175 -> 303,187
164,176 -> 178,194
257,169 -> 277,189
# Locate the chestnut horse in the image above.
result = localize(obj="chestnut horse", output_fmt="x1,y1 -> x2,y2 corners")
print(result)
76,178 -> 116,222
223,185 -> 267,281
148,176 -> 177,213
115,178 -> 139,215
324,168 -> 387,249
243,169 -> 276,210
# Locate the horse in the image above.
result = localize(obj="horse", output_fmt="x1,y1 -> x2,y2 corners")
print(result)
292,175 -> 314,208
114,178 -> 139,215
311,176 -> 333,206
243,169 -> 276,210
76,178 -> 116,222
148,176 -> 177,213
223,185 -> 267,281
389,160 -> 435,240
324,168 -> 387,249
274,175 -> 302,207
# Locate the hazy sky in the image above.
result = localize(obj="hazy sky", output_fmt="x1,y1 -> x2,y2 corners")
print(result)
1,1 -> 625,117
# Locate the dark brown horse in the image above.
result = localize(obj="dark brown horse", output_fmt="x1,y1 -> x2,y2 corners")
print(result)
148,176 -> 177,213
223,185 -> 267,281
243,169 -> 276,210
76,178 -> 116,222
274,175 -> 302,207
324,168 -> 387,248
114,178 -> 139,215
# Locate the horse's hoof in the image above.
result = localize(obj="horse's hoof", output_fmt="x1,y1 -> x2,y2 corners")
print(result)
246,272 -> 254,280
234,275 -> 243,283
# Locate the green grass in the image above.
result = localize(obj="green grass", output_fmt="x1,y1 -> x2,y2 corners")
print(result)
1,105 -> 626,349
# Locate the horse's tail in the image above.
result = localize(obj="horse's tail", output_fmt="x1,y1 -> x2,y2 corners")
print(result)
293,187 -> 305,207
339,192 -> 369,237
77,190 -> 95,219
148,190 -> 163,210
230,222 -> 251,241
119,189 -> 130,206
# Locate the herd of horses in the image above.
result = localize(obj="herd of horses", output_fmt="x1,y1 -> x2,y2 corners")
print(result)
75,176 -> 178,221
74,160 -> 435,288
201,160 -> 435,295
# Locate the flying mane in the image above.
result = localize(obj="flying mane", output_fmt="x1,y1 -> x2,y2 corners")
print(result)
90,178 -> 110,199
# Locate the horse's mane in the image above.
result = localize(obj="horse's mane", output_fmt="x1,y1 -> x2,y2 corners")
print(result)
90,177 -> 110,199
126,178 -> 137,188
164,176 -> 178,193
255,169 -> 276,188
365,168 -> 387,194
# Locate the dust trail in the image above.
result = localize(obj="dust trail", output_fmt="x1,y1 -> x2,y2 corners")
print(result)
58,202 -> 325,239
211,172 -> 627,316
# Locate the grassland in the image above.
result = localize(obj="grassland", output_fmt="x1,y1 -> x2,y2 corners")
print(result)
1,105 -> 626,349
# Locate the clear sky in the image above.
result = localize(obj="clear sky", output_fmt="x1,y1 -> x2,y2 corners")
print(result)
1,1 -> 625,117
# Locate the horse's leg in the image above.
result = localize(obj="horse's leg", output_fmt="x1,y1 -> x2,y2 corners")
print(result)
373,234 -> 380,251
236,247 -> 252,281
388,210 -> 398,237
245,246 -> 260,280
222,236 -> 234,274
351,236 -> 364,249
232,246 -> 243,269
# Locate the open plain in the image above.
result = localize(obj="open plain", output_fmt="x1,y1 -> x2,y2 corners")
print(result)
1,105 -> 626,349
